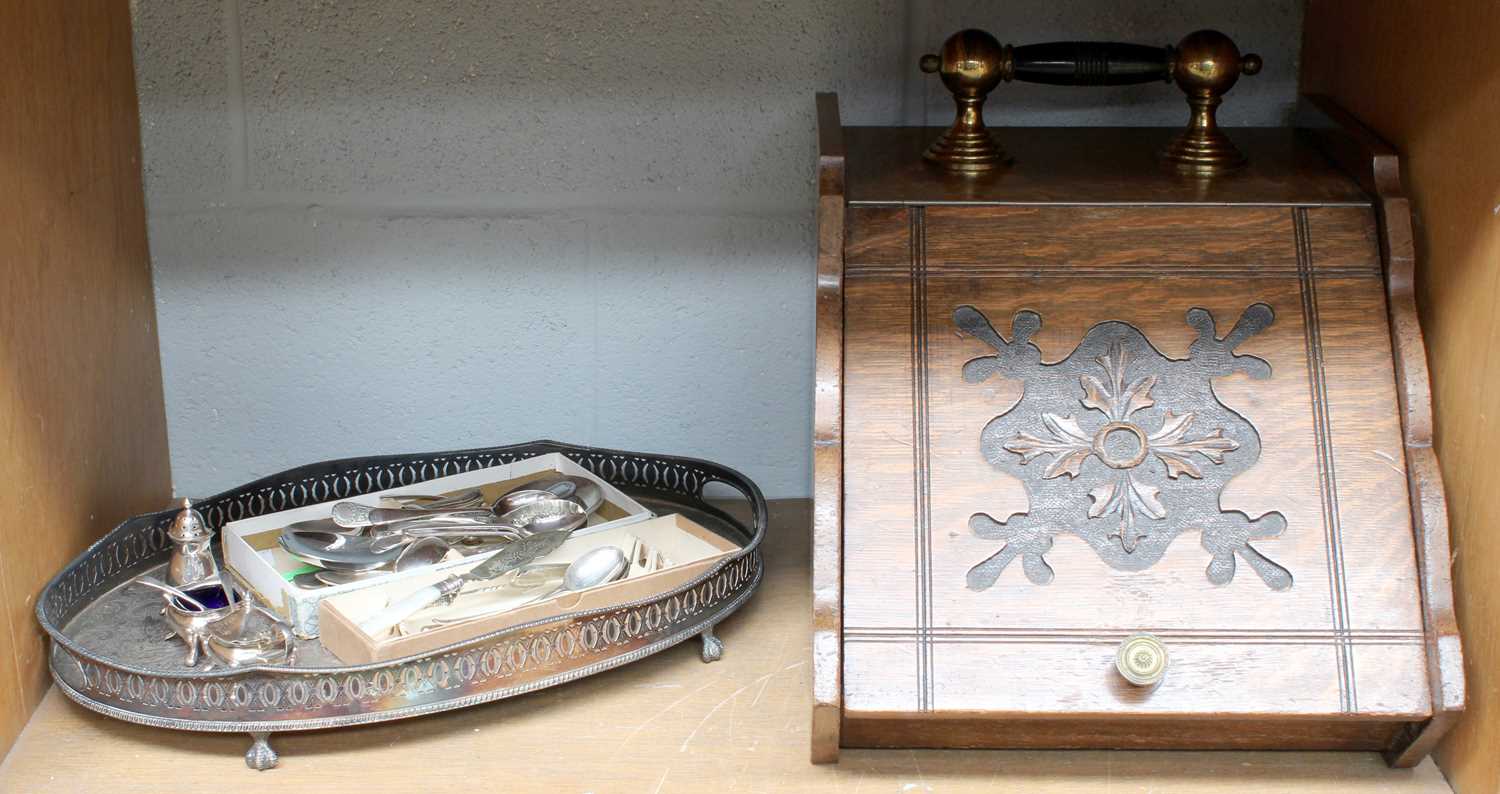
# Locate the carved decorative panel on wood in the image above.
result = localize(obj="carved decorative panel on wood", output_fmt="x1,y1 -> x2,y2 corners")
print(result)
957,304 -> 1290,588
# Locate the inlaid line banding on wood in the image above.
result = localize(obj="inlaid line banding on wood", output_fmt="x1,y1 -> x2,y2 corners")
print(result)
908,206 -> 935,712
844,626 -> 1425,646
846,264 -> 1382,279
1295,206 -> 1357,713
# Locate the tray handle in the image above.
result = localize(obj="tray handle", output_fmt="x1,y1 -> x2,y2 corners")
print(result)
696,469 -> 769,552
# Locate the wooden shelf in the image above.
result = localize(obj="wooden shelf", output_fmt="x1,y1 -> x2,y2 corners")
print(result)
0,501 -> 1450,792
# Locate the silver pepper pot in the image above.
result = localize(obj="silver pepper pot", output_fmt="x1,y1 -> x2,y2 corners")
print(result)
167,498 -> 217,588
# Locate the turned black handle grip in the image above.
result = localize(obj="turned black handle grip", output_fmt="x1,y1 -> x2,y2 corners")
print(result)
1010,41 -> 1171,86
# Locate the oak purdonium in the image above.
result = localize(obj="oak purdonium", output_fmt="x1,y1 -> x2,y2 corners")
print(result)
36,441 -> 764,768
811,94 -> 1462,766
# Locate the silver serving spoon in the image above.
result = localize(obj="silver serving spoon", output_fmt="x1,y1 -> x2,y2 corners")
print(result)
278,530 -> 402,571
512,476 -> 604,515
298,538 -> 454,588
516,545 -> 628,607
319,536 -> 456,582
492,488 -> 562,515
499,498 -> 587,537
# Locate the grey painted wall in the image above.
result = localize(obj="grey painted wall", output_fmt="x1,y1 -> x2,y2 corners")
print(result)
132,1 -> 1303,499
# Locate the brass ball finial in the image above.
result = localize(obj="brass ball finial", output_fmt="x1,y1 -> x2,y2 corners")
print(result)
1160,29 -> 1262,175
918,29 -> 1011,173
1171,29 -> 1247,96
927,29 -> 1007,97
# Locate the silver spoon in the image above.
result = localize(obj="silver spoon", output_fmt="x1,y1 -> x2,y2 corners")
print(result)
368,524 -> 523,554
313,568 -> 382,586
492,488 -> 562,515
292,571 -> 333,589
393,536 -> 452,570
278,531 -> 401,571
361,500 -> 576,554
284,517 -> 363,542
499,498 -> 587,537
330,503 -> 498,528
301,537 -> 454,587
512,476 -> 604,515
517,545 -> 629,607
386,490 -> 484,510
333,478 -> 596,528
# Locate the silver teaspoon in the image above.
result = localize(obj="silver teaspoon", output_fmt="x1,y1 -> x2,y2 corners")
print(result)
517,545 -> 629,607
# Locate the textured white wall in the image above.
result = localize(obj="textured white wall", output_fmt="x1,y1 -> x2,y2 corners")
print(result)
132,0 -> 1302,499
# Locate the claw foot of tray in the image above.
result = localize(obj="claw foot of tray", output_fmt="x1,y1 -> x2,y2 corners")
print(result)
700,626 -> 724,663
246,732 -> 278,770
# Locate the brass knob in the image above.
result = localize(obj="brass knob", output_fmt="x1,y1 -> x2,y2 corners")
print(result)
917,29 -> 1011,173
1116,633 -> 1168,687
1160,29 -> 1263,175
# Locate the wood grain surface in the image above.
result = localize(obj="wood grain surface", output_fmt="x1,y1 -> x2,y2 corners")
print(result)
811,92 -> 846,763
1302,5 -> 1498,787
847,205 -> 1381,277
0,502 -> 1453,793
840,198 -> 1435,750
0,0 -> 172,759
843,127 -> 1373,207
1298,98 -> 1466,769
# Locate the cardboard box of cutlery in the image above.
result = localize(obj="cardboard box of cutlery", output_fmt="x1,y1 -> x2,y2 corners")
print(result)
316,513 -> 739,664
221,452 -> 652,638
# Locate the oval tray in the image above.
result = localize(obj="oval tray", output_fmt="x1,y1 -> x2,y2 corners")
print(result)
37,441 -> 766,769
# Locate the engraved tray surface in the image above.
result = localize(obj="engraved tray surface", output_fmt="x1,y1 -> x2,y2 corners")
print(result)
38,441 -> 764,739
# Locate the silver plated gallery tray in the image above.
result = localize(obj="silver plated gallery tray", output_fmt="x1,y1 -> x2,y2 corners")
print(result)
37,441 -> 765,769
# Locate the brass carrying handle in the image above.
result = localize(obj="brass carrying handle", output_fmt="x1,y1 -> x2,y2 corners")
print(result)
917,29 -> 1262,175
918,38 -> 1261,88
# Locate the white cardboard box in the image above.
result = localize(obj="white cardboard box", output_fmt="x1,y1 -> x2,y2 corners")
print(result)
222,453 -> 652,637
